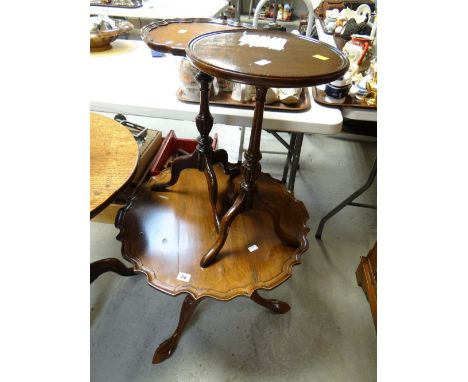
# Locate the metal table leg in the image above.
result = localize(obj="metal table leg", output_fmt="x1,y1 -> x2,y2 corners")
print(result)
282,133 -> 297,183
238,126 -> 246,163
287,133 -> 304,192
315,157 -> 377,239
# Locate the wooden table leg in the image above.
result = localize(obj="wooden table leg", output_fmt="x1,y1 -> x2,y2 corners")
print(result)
250,290 -> 291,314
90,258 -> 136,283
200,191 -> 247,267
151,149 -> 200,191
200,86 -> 299,268
152,71 -> 240,229
153,294 -> 203,364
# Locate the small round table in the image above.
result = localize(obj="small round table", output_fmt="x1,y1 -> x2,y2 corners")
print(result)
186,29 -> 349,267
90,112 -> 139,282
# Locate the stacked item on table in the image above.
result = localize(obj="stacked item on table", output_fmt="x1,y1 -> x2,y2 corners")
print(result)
177,57 -> 302,106
323,4 -> 373,37
322,4 -> 377,106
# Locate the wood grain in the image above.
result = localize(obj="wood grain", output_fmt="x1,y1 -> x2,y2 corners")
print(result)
356,242 -> 377,329
90,112 -> 139,217
116,165 -> 310,301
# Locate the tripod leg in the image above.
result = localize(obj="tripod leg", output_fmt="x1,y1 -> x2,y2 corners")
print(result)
203,155 -> 221,231
250,290 -> 290,314
212,149 -> 241,176
90,258 -> 135,283
151,150 -> 200,191
153,295 -> 203,364
200,191 -> 247,268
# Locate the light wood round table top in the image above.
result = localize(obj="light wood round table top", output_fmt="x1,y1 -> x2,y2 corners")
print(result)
90,112 -> 139,218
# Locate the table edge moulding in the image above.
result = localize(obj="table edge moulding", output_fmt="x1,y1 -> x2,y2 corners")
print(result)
141,18 -> 247,56
115,168 -> 310,301
186,29 -> 350,88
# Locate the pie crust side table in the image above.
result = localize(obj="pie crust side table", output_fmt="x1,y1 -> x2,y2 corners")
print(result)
141,19 -> 249,229
116,166 -> 310,363
186,29 -> 349,267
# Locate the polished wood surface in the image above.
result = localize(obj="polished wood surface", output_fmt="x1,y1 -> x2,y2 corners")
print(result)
141,18 -> 246,56
186,29 -> 350,87
90,112 -> 139,218
356,242 -> 377,329
116,165 -> 309,301
90,258 -> 136,283
153,294 -> 203,364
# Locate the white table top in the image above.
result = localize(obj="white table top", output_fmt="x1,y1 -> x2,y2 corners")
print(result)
315,17 -> 377,122
90,0 -> 228,19
90,40 -> 343,134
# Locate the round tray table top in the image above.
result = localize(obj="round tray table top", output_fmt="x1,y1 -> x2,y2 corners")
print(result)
90,112 -> 139,217
116,166 -> 310,301
141,18 -> 248,56
186,29 -> 349,88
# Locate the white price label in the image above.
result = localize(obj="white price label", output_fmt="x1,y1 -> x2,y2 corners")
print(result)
177,272 -> 191,282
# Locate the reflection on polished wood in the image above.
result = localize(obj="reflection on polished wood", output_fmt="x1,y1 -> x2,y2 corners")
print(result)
116,165 -> 309,301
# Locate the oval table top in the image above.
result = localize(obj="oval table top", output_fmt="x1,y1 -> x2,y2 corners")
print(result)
90,112 -> 139,218
186,29 -> 349,88
141,18 -> 247,57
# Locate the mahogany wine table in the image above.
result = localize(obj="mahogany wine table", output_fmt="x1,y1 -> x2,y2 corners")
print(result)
184,29 -> 349,267
90,112 -> 139,282
141,18 -> 249,247
141,18 -> 246,195
116,166 -> 309,363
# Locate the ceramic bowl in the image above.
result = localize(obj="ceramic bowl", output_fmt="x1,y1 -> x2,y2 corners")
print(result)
278,88 -> 302,105
325,83 -> 351,99
355,83 -> 369,100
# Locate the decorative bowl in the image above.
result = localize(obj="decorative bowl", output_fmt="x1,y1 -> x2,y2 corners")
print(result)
90,16 -> 133,52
